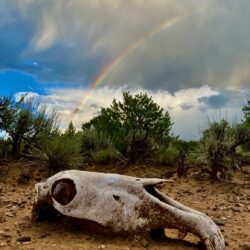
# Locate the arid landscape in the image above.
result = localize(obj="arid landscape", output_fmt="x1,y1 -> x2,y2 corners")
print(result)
1,1 -> 250,250
0,163 -> 249,250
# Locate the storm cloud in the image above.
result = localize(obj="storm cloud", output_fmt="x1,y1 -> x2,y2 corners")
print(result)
198,89 -> 245,109
0,0 -> 249,92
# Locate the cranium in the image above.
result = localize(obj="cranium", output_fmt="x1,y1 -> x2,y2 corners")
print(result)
33,170 -> 225,250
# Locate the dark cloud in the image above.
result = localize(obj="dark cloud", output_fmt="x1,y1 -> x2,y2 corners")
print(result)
0,0 -> 250,93
197,90 -> 242,109
198,95 -> 228,109
0,13 -> 34,69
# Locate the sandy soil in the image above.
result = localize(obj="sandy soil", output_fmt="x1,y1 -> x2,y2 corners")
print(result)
0,163 -> 249,250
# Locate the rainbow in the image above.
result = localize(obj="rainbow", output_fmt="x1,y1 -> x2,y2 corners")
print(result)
71,14 -> 185,117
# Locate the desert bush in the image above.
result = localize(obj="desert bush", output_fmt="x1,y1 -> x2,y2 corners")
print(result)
0,94 -> 59,158
154,145 -> 180,166
82,92 -> 173,163
0,138 -> 11,160
93,148 -> 120,165
81,129 -> 113,157
27,134 -> 82,173
186,151 -> 203,166
200,119 -> 236,179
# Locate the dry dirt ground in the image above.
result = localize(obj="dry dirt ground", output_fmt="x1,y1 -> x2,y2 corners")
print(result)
0,163 -> 249,250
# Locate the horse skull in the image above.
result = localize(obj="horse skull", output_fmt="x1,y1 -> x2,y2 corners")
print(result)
33,170 -> 225,250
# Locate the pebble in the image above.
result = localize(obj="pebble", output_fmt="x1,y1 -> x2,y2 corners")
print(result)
236,203 -> 244,207
140,239 -> 149,248
232,207 -> 241,212
98,245 -> 106,249
213,218 -> 225,226
0,231 -> 11,238
10,205 -> 18,211
5,212 -> 15,217
0,216 -> 6,223
16,236 -> 31,243
39,233 -> 51,238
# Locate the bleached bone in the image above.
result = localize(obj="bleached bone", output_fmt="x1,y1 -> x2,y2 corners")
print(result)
33,170 -> 225,250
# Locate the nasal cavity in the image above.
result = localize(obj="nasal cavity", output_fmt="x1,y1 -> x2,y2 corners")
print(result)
113,195 -> 120,201
51,179 -> 76,205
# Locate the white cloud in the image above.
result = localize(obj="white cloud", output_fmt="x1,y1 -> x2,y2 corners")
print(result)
15,91 -> 40,101
33,16 -> 59,51
16,85 -> 244,140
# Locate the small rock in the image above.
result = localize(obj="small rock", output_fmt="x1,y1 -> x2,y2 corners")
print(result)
16,236 -> 31,243
39,233 -> 51,238
140,239 -> 149,248
19,204 -> 25,209
10,205 -> 18,211
236,203 -> 244,207
98,245 -> 106,249
213,218 -> 225,226
0,216 -> 6,223
232,207 -> 241,212
0,231 -> 11,238
5,212 -> 15,217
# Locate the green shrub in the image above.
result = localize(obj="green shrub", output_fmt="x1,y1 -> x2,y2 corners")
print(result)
186,151 -> 203,166
81,129 -> 113,157
27,134 -> 82,173
155,146 -> 180,166
82,92 -> 173,163
93,148 -> 119,165
0,138 -> 11,160
200,119 -> 236,179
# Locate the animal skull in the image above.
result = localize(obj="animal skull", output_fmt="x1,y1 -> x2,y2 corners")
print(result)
33,170 -> 225,250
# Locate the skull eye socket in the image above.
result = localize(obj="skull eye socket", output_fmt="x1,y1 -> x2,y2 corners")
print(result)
51,179 -> 76,206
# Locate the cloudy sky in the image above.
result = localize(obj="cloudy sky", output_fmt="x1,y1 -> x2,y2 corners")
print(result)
0,0 -> 249,139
